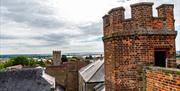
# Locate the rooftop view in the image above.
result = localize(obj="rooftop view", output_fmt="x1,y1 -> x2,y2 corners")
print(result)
0,0 -> 180,91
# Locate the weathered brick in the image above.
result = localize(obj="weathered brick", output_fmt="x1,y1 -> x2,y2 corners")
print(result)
102,2 -> 177,91
144,67 -> 180,91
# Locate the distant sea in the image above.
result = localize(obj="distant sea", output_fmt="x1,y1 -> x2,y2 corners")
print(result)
0,54 -> 51,58
177,51 -> 180,54
0,52 -> 103,58
0,51 -> 179,58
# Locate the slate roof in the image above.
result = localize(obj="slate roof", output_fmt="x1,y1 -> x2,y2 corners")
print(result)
0,67 -> 55,91
94,83 -> 105,91
79,59 -> 104,82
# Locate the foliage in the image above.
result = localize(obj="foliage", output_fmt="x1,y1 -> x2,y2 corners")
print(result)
176,54 -> 180,58
0,56 -> 46,70
12,56 -> 29,66
85,55 -> 93,60
28,58 -> 36,67
68,56 -> 78,61
0,63 -> 4,69
36,61 -> 45,66
68,56 -> 83,61
61,55 -> 68,62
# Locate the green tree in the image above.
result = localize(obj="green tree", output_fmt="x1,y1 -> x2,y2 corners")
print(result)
89,55 -> 93,59
36,61 -> 45,66
85,55 -> 93,60
12,56 -> 29,66
0,56 -> 46,70
61,55 -> 68,62
0,63 -> 4,69
28,58 -> 36,67
3,60 -> 14,68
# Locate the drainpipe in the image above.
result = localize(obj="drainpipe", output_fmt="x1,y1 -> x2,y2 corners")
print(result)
85,82 -> 86,91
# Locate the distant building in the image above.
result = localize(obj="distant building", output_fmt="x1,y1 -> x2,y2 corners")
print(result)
53,50 -> 61,65
79,59 -> 104,91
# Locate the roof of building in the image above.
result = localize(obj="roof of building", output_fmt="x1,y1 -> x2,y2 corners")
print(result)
7,64 -> 23,70
79,59 -> 104,82
38,67 -> 55,88
94,83 -> 105,91
0,67 -> 55,91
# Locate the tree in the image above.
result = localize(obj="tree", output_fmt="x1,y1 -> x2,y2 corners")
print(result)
0,56 -> 47,70
89,55 -> 93,59
3,60 -> 13,68
61,55 -> 68,62
0,63 -> 4,69
85,55 -> 93,60
36,61 -> 45,66
28,59 -> 36,67
12,56 -> 29,66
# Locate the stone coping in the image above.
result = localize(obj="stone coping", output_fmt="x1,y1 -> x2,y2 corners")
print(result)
108,7 -> 125,14
103,30 -> 177,40
102,14 -> 109,19
156,4 -> 174,9
130,2 -> 154,7
144,66 -> 180,75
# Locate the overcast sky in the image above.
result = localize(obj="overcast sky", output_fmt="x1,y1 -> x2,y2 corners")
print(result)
0,0 -> 180,54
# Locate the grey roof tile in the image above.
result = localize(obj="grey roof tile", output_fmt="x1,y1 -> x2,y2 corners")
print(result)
79,59 -> 104,82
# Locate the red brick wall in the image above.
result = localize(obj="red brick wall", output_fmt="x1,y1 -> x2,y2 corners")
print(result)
104,39 -> 116,91
45,61 -> 89,91
66,61 -> 90,91
103,2 -> 177,91
45,63 -> 68,86
145,66 -> 180,91
103,3 -> 175,36
157,4 -> 174,31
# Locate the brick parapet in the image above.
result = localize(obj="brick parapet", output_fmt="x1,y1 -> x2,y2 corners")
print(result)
130,2 -> 154,7
108,7 -> 125,14
103,2 -> 175,37
156,4 -> 174,10
144,66 -> 180,91
103,2 -> 177,91
130,2 -> 153,19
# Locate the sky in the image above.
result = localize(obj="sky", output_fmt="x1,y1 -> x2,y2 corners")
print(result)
0,0 -> 180,54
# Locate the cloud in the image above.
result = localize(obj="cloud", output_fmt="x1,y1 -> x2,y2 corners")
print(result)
78,22 -> 102,36
31,33 -> 70,47
0,34 -> 18,40
0,0 -> 179,54
175,25 -> 180,51
0,0 -> 65,29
